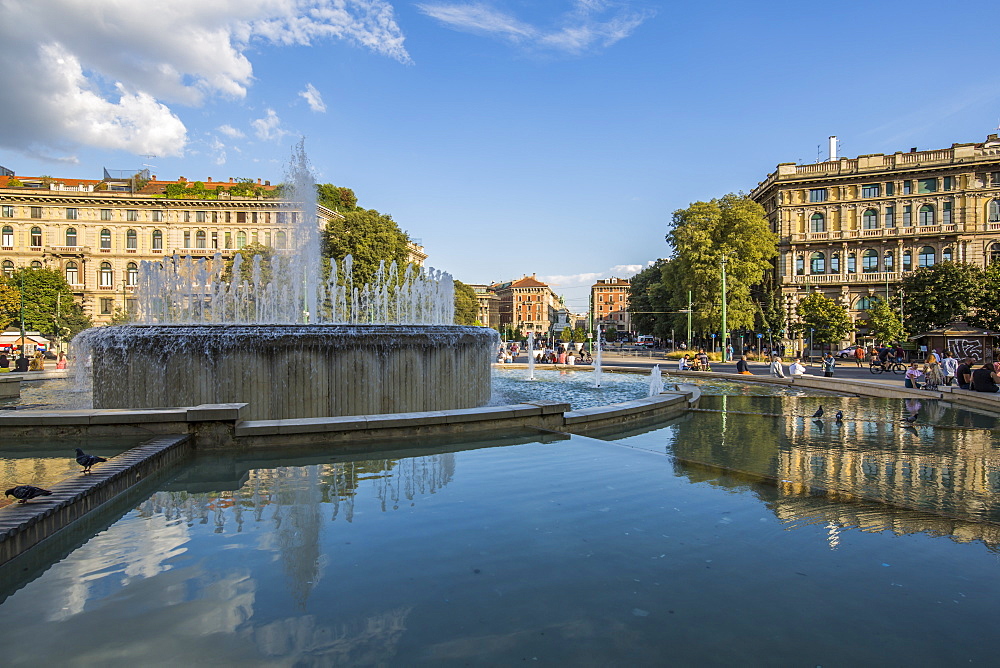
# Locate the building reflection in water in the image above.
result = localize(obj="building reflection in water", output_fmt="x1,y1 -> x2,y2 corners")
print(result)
669,395 -> 1000,550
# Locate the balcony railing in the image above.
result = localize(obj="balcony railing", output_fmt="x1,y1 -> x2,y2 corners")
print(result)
791,272 -> 900,285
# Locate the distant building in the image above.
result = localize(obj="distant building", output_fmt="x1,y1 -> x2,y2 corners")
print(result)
491,274 -> 562,338
468,283 -> 500,329
750,134 -> 1000,342
591,277 -> 631,335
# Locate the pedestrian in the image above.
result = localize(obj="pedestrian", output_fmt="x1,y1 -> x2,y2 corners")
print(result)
13,355 -> 28,373
822,353 -> 836,377
955,357 -> 975,390
924,357 -> 943,390
971,362 -> 1000,393
941,351 -> 958,386
789,358 -> 806,377
769,356 -> 785,378
678,354 -> 690,371
0,353 -> 8,373
854,346 -> 865,367
736,355 -> 752,374
726,344 -> 733,361
904,362 -> 924,389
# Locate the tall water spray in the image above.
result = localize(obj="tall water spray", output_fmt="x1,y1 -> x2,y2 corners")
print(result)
593,335 -> 603,388
527,332 -> 536,381
648,364 -> 664,397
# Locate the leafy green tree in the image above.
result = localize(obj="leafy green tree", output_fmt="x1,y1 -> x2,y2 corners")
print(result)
899,261 -> 982,333
0,277 -> 20,331
2,268 -> 90,338
796,292 -> 853,347
223,242 -> 275,285
560,327 -> 572,342
572,326 -> 587,343
227,178 -> 264,198
453,279 -> 478,325
753,284 -> 785,338
316,184 -> 358,213
972,262 -> 1000,331
4,177 -> 23,187
628,259 -> 674,337
323,208 -> 411,286
667,194 -> 778,334
604,325 -> 618,342
863,297 -> 906,344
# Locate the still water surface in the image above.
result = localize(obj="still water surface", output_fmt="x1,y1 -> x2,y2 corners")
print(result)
0,400 -> 998,665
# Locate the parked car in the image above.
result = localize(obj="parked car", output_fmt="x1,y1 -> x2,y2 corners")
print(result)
835,345 -> 862,359
637,335 -> 656,347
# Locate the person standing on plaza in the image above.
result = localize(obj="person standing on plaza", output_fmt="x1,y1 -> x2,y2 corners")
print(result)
822,353 -> 836,377
854,346 -> 865,367
941,351 -> 958,386
769,356 -> 785,378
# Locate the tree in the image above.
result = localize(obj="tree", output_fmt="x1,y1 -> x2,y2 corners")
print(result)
559,327 -> 572,342
316,184 -> 358,213
453,279 -> 478,325
863,297 -> 906,345
628,259 -> 675,337
796,292 -> 853,347
0,277 -> 20,331
223,242 -> 276,285
1,268 -> 90,338
667,194 -> 778,334
4,177 -> 23,187
604,325 -> 618,342
899,261 -> 982,333
572,326 -> 587,343
323,208 -> 411,286
972,262 -> 1000,331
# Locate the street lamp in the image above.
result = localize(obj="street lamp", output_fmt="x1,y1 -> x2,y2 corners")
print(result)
720,256 -> 728,362
18,269 -> 25,358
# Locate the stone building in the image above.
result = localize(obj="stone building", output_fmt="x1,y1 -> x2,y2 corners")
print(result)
750,134 -> 1000,343
491,274 -> 562,338
591,277 -> 631,336
0,170 -> 426,325
468,283 -> 500,329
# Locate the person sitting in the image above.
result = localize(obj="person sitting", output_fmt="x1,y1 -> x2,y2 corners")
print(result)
13,355 -> 29,373
971,363 -> 1000,393
789,359 -> 806,377
904,362 -> 924,389
678,354 -> 691,371
736,355 -> 752,374
769,356 -> 785,378
955,357 -> 975,390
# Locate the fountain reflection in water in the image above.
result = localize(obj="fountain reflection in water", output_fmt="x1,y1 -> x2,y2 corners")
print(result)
73,140 -> 497,419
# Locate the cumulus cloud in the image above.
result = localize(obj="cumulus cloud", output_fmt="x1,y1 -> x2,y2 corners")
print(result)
252,109 -> 288,141
0,0 -> 409,160
539,262 -> 653,288
218,124 -> 246,139
299,83 -> 328,112
417,0 -> 651,54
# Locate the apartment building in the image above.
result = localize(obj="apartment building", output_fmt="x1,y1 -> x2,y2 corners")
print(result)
491,274 -> 563,338
591,277 -> 631,335
750,134 -> 1000,336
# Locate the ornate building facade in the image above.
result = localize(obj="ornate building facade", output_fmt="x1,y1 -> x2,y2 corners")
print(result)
590,277 -> 631,336
491,274 -> 564,338
0,172 -> 426,325
750,134 -> 1000,342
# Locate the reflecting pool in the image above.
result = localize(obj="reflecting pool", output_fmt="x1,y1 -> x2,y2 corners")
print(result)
1,404 -> 1000,664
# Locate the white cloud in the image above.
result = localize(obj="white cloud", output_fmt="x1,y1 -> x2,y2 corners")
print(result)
0,0 -> 409,159
299,83 -> 328,113
218,124 -> 245,139
252,109 -> 288,141
417,0 -> 651,54
540,261 -> 653,288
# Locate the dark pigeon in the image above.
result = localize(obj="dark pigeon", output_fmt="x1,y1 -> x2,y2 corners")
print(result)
904,413 -> 919,423
5,485 -> 53,504
835,410 -> 843,422
76,448 -> 107,474
812,406 -> 824,419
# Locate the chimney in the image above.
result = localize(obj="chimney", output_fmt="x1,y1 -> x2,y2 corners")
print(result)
179,176 -> 186,183
264,180 -> 270,186
910,147 -> 917,153
257,178 -> 262,185
151,175 -> 157,181
828,136 -> 837,161
207,177 -> 212,182
229,177 -> 234,183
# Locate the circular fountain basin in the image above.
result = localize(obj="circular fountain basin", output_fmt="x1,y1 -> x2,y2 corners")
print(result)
80,324 -> 497,420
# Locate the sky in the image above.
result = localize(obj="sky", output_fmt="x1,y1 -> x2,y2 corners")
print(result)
2,1 -> 999,312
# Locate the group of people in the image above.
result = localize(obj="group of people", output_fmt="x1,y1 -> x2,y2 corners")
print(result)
904,351 -> 1000,393
496,343 -> 593,365
730,354 -> 827,378
677,349 -> 712,371
0,350 -> 67,373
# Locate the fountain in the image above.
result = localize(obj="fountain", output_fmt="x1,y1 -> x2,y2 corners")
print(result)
73,141 -> 497,420
593,333 -> 603,388
526,331 -> 536,380
648,364 -> 664,397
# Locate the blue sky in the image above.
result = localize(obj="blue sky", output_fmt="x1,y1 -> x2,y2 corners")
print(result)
2,1 -> 999,312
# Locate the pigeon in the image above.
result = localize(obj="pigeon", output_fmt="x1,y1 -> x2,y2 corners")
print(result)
835,410 -> 843,422
903,413 -> 919,423
5,485 -> 53,504
75,448 -> 107,474
811,406 -> 824,418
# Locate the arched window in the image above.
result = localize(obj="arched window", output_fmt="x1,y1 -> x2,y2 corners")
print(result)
99,261 -> 113,287
855,296 -> 875,311
236,231 -> 247,249
863,209 -> 879,229
989,199 -> 1000,222
902,250 -> 912,271
919,204 -> 934,225
196,230 -> 206,248
29,261 -> 41,269
1,226 -> 12,247
810,251 -> 826,274
30,227 -> 41,247
810,213 -> 825,233
847,253 -> 857,274
1,260 -> 12,277
795,255 -> 805,275
991,243 -> 1000,265
862,249 -> 879,273
883,251 -> 894,271
152,229 -> 163,250
943,247 -> 953,262
126,262 -> 138,286
918,246 -> 936,267
830,253 -> 840,273
65,228 -> 77,247
275,231 -> 287,249
100,228 -> 111,249
65,261 -> 79,285
126,229 -> 137,249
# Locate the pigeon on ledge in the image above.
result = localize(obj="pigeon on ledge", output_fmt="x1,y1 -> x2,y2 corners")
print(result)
835,410 -> 843,422
811,406 -> 824,418
5,485 -> 53,504
75,448 -> 107,474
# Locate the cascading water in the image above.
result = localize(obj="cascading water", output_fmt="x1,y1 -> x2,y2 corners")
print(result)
526,332 -> 536,381
73,139 -> 497,420
593,335 -> 603,388
648,364 -> 664,397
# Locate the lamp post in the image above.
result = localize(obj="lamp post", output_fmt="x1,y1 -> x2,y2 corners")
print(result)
720,256 -> 728,362
18,269 -> 25,358
687,290 -> 693,351
809,328 -> 815,364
